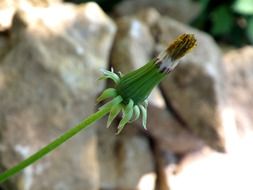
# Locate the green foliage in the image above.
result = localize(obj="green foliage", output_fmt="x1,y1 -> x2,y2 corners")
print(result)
247,17 -> 253,43
233,0 -> 253,15
210,5 -> 234,35
192,0 -> 253,46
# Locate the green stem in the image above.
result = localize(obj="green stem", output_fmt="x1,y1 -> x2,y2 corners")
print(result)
0,106 -> 111,183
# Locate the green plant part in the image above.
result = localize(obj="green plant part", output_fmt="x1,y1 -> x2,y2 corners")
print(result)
98,33 -> 197,134
0,33 -> 197,183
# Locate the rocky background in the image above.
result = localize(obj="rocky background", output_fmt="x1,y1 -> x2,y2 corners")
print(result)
0,0 -> 253,190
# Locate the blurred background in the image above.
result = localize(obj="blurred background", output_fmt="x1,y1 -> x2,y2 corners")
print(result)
0,0 -> 253,190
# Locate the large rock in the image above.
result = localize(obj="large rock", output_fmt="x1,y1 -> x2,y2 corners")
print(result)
222,47 -> 253,151
110,10 -> 217,153
150,13 -> 226,152
97,119 -> 156,190
0,2 -> 116,190
113,0 -> 200,23
156,46 -> 253,190
145,105 -> 204,154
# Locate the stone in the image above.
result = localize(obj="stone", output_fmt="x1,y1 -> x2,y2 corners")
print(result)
113,0 -> 200,23
110,16 -> 165,107
166,147 -> 253,190
0,2 -> 116,190
155,16 -> 226,152
97,119 -> 156,190
144,105 -> 205,154
222,47 -> 253,151
111,17 -> 154,72
0,0 -> 62,31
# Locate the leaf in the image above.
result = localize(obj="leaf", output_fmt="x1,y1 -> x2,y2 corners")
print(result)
233,0 -> 253,15
247,17 -> 253,43
210,5 -> 234,35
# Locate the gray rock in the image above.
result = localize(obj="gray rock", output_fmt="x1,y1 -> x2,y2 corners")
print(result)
223,47 -> 253,151
145,105 -> 204,154
97,119 -> 156,190
111,17 -> 154,72
155,16 -> 226,152
0,2 -> 116,190
113,0 -> 200,23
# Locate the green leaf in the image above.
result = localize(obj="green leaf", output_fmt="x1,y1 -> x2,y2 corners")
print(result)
233,0 -> 253,15
247,17 -> 253,43
210,5 -> 234,35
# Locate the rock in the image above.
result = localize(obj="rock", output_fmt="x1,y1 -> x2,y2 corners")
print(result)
154,16 -> 226,152
0,0 -> 62,30
113,0 -> 200,23
166,147 -> 253,190
222,47 -> 253,151
110,16 -> 165,107
111,17 -> 154,72
135,8 -> 161,28
97,119 -> 156,190
0,32 -> 9,59
145,105 -> 204,154
0,2 -> 116,190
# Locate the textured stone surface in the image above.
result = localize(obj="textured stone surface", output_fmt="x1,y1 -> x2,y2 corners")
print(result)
111,17 -> 154,72
0,0 -> 62,30
167,147 -> 253,190
222,47 -> 253,151
145,105 -> 204,154
153,15 -> 226,152
0,2 -> 116,190
113,0 -> 200,23
97,119 -> 156,190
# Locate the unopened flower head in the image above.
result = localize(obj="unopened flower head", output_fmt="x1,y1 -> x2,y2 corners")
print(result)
98,33 -> 197,134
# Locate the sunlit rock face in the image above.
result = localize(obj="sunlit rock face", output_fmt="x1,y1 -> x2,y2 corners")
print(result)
0,0 -> 62,30
222,47 -> 253,151
0,2 -> 116,190
1,1 -> 253,190
154,15 -> 226,152
97,118 -> 156,190
113,0 -> 200,23
125,8 -> 226,152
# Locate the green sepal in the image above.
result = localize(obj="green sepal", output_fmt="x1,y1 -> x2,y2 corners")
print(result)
116,99 -> 134,134
98,95 -> 122,110
139,105 -> 147,130
143,100 -> 148,108
97,88 -> 117,102
130,105 -> 140,122
107,103 -> 122,128
99,69 -> 120,84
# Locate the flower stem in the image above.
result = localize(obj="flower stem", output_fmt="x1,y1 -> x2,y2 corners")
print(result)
0,105 -> 111,183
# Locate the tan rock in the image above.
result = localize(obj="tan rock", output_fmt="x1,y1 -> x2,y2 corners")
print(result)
222,47 -> 253,151
97,119 -> 156,190
113,0 -> 200,23
0,0 -> 62,30
145,105 -> 204,154
155,16 -> 226,152
0,2 -> 116,190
